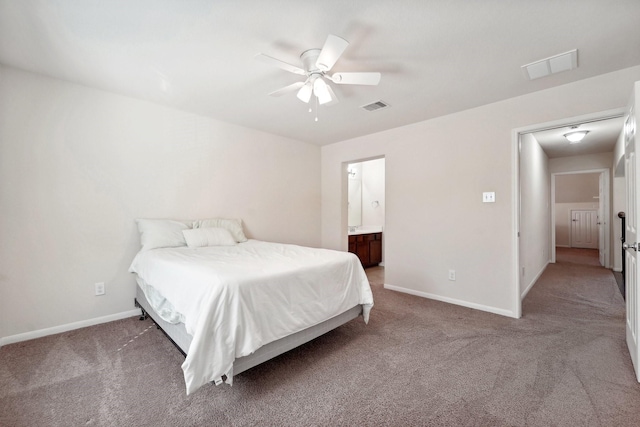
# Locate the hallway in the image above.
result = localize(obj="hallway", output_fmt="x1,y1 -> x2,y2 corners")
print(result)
555,247 -> 601,266
524,247 -> 623,319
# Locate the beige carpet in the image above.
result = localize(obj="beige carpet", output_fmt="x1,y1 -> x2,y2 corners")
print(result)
2,253 -> 640,426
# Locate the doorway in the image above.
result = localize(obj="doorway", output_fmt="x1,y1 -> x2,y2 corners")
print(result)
551,170 -> 609,266
346,157 -> 385,269
514,108 -> 626,317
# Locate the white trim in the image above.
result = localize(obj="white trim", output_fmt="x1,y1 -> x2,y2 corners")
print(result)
512,129 -> 522,318
555,244 -> 570,248
512,108 -> 626,135
520,261 -> 549,299
551,174 -> 558,262
383,283 -> 516,318
0,309 -> 141,347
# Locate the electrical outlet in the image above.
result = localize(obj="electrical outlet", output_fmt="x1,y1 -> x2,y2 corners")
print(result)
95,282 -> 105,296
448,270 -> 456,281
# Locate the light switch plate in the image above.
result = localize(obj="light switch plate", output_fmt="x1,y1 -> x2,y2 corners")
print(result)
95,282 -> 105,296
483,192 -> 496,203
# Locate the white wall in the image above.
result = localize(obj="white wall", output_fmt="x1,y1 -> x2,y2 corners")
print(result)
519,133 -> 550,298
555,173 -> 600,203
0,66 -> 321,341
549,153 -> 613,174
321,65 -> 640,318
361,158 -> 385,227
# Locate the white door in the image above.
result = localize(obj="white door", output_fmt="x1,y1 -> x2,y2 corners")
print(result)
624,81 -> 640,382
570,210 -> 598,249
598,173 -> 606,265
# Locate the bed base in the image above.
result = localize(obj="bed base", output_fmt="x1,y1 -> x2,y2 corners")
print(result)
134,284 -> 362,378
135,300 -> 187,357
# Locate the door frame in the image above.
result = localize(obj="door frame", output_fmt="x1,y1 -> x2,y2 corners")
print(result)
512,107 -> 625,317
551,170 -> 610,265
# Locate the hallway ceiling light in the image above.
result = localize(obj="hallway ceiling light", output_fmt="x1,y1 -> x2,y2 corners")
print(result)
564,130 -> 589,143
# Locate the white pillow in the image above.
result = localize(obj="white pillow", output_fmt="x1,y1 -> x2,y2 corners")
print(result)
194,218 -> 248,243
182,227 -> 237,248
136,219 -> 191,251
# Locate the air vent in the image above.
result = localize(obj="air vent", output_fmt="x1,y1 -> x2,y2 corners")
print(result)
361,100 -> 390,112
521,49 -> 578,80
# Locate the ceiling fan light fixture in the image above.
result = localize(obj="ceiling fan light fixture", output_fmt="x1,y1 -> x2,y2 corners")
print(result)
296,82 -> 313,103
313,78 -> 332,105
564,130 -> 589,144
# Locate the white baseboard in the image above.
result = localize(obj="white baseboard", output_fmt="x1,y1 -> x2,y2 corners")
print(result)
520,261 -> 550,300
383,283 -> 516,318
0,308 -> 141,347
613,267 -> 622,273
378,262 -> 385,267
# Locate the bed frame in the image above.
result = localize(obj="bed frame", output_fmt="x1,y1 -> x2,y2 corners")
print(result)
134,284 -> 363,378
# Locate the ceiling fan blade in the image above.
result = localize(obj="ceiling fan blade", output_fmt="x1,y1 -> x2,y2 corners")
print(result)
296,82 -> 313,103
255,53 -> 306,76
268,82 -> 305,97
330,72 -> 381,85
316,34 -> 349,72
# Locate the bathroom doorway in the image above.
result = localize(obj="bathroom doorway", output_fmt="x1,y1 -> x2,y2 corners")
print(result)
347,157 -> 386,268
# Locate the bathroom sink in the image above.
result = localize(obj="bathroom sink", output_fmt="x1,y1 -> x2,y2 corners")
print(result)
348,226 -> 383,235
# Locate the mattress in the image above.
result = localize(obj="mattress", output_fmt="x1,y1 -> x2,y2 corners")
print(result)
129,239 -> 373,394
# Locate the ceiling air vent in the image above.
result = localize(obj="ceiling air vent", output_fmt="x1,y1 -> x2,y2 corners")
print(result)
521,49 -> 578,80
361,100 -> 390,112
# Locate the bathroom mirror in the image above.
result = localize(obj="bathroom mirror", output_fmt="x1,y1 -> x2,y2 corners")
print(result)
348,163 -> 362,227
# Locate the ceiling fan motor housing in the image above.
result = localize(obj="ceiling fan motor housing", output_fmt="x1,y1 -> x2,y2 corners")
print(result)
300,48 -> 322,74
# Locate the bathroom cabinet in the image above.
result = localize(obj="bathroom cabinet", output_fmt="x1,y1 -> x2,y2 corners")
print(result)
348,232 -> 382,268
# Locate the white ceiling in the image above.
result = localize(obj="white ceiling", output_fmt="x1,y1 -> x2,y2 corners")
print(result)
1,0 -> 640,146
532,116 -> 624,159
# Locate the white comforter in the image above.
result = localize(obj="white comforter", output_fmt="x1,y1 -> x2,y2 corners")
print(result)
129,240 -> 374,395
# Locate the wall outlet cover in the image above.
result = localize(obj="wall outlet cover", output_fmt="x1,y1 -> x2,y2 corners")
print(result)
95,282 -> 105,296
482,192 -> 496,203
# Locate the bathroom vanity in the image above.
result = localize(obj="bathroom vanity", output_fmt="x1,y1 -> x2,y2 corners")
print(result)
348,229 -> 382,268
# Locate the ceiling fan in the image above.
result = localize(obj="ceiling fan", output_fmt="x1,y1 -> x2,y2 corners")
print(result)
255,34 -> 381,106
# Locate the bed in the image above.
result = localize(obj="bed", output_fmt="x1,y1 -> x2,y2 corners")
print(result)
129,218 -> 374,395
